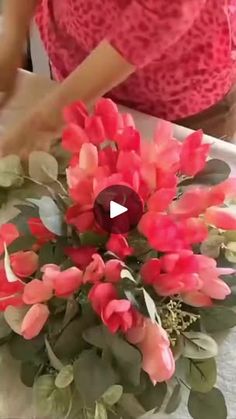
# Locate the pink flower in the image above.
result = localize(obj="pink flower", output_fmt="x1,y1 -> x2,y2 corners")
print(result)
180,130 -> 210,176
10,251 -> 38,278
66,205 -> 95,233
102,299 -> 136,333
79,143 -> 98,175
99,147 -> 118,174
141,259 -> 161,286
42,265 -> 83,297
83,254 -> 105,284
28,218 -> 55,245
126,319 -> 175,384
23,279 -> 53,304
106,235 -> 133,259
139,212 -> 185,252
105,259 -> 123,283
21,304 -> 49,340
115,126 -> 141,152
213,177 -> 236,200
0,224 -> 19,255
65,246 -> 97,270
88,283 -> 117,315
205,206 -> 236,230
62,123 -> 89,153
182,291 -> 213,307
147,188 -> 176,212
95,99 -> 119,139
181,218 -> 208,244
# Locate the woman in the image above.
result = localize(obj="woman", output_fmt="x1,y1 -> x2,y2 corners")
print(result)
0,0 -> 236,156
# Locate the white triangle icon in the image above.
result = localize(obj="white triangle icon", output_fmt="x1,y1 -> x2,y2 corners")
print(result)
110,201 -> 128,219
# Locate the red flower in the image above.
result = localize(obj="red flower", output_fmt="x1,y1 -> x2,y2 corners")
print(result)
28,218 -> 55,245
102,299 -> 136,333
147,187 -> 176,212
83,254 -> 105,284
115,126 -> 141,152
0,262 -> 24,311
62,123 -> 89,153
42,264 -> 83,297
21,303 -> 49,340
63,101 -> 88,127
10,251 -> 38,278
180,130 -> 210,176
66,205 -> 95,233
95,98 -> 119,139
88,283 -> 117,315
0,223 -> 19,255
105,259 -> 123,283
106,235 -> 133,259
85,115 -> 106,145
23,279 -> 53,304
65,246 -> 97,270
141,259 -> 161,286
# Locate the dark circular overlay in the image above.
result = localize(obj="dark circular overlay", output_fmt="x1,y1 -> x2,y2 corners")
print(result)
93,185 -> 143,234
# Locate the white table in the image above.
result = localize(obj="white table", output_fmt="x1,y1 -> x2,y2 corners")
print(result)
0,71 -> 236,419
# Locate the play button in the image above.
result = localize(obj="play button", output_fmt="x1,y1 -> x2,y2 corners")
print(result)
110,201 -> 128,219
94,185 -> 143,234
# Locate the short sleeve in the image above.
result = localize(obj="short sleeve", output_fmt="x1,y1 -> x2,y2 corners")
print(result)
107,0 -> 206,68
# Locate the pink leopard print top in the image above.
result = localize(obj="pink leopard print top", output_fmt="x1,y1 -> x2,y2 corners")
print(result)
36,0 -> 236,120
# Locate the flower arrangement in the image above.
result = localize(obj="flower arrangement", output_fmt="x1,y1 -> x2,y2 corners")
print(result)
0,98 -> 236,419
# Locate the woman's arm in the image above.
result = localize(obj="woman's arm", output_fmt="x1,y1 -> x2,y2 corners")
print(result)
2,0 -> 38,47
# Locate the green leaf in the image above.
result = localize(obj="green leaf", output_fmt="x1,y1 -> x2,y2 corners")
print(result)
142,289 -> 159,323
95,402 -> 108,419
225,243 -> 236,263
187,159 -> 231,186
118,394 -> 146,418
55,365 -> 74,389
121,269 -> 136,283
182,332 -> 218,359
29,151 -> 58,184
200,235 -> 224,258
8,235 -> 36,253
102,385 -> 123,406
45,337 -> 64,371
138,380 -> 167,412
4,305 -> 28,334
200,306 -> 236,332
0,155 -> 24,188
80,231 -> 108,247
0,313 -> 12,338
188,388 -> 227,419
165,384 -> 182,414
83,325 -> 106,349
54,317 -> 90,360
20,361 -> 41,387
73,349 -> 118,406
28,196 -> 63,235
186,358 -> 217,393
9,333 -> 44,362
33,374 -> 71,417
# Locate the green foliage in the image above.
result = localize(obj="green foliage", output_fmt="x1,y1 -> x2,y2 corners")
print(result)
165,383 -> 182,414
9,333 -> 44,363
0,155 -> 24,187
55,365 -> 74,389
188,388 -> 227,419
181,159 -> 231,186
186,358 -> 217,393
182,332 -> 218,360
200,306 -> 236,332
73,349 -> 118,406
28,196 -> 64,235
29,151 -> 59,184
102,385 -> 123,406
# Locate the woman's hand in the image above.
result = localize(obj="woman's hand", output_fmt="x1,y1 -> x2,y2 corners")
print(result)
0,97 -> 63,158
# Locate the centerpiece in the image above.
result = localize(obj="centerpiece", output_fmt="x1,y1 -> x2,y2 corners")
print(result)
0,98 -> 236,419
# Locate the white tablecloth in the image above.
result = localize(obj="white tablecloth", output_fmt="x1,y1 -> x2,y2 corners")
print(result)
0,72 -> 236,419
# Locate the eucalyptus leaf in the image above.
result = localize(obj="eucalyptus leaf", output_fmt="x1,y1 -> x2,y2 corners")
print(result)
188,388 -> 227,419
182,332 -> 218,359
225,248 -> 236,263
80,231 -> 108,247
9,333 -> 44,362
55,365 -> 74,389
200,306 -> 236,332
138,381 -> 167,412
118,394 -> 145,418
20,361 -> 40,387
165,383 -> 182,414
83,325 -> 106,349
29,151 -> 58,184
200,235 -> 224,258
54,317 -> 91,360
0,155 -> 24,188
142,289 -> 158,323
28,196 -> 63,235
45,337 -> 64,371
186,358 -> 217,393
102,385 -> 123,406
33,374 -> 71,417
186,159 -> 231,186
73,349 -> 118,406
95,402 -> 108,419
4,305 -> 28,334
